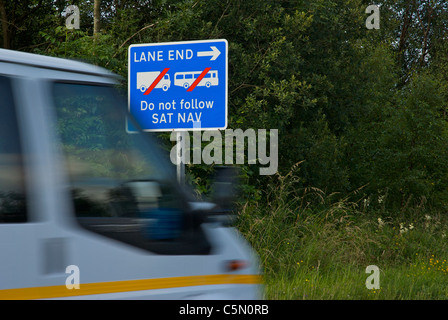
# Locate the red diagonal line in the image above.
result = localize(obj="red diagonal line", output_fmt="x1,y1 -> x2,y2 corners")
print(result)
187,67 -> 211,92
143,68 -> 170,95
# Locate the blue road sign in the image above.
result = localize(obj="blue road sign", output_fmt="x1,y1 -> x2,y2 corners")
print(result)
128,39 -> 228,132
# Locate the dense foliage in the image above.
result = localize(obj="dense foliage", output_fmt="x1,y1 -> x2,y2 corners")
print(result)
2,0 -> 448,212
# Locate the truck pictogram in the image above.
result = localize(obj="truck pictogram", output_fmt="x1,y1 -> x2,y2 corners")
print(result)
137,71 -> 171,93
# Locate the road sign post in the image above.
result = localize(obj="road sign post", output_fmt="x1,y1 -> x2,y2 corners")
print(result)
128,39 -> 228,183
176,131 -> 185,185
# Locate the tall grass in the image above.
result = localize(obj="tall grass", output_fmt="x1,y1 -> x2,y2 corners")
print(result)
235,165 -> 448,299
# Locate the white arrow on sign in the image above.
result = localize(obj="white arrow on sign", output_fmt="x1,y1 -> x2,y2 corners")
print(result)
197,46 -> 221,61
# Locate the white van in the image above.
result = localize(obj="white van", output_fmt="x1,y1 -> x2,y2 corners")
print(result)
0,49 -> 262,300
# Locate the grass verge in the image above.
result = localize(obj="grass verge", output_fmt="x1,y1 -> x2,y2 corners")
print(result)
235,168 -> 448,299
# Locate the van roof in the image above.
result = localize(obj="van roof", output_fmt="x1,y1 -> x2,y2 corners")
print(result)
0,48 -> 120,79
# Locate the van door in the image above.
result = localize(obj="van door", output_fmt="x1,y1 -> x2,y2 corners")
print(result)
46,81 -> 230,299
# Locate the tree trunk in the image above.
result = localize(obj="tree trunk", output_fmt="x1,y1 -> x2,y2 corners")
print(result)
94,0 -> 101,35
0,0 -> 10,49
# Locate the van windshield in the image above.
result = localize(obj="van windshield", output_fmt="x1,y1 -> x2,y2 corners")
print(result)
53,82 -> 175,184
51,82 -> 204,253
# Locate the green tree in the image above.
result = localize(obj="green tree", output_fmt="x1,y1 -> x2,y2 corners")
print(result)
8,0 -> 448,210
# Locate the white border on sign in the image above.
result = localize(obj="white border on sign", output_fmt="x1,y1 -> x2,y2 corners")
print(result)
127,39 -> 228,133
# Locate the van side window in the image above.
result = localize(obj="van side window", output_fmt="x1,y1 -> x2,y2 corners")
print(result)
0,76 -> 27,223
52,82 -> 210,255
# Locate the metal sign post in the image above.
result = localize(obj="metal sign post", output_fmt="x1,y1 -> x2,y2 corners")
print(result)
176,131 -> 185,185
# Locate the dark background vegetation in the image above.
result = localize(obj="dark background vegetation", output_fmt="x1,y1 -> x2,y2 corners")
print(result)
2,0 -> 448,215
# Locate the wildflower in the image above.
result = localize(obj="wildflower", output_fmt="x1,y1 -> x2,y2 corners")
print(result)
409,223 -> 414,230
363,198 -> 369,207
425,215 -> 431,221
377,218 -> 384,228
399,223 -> 408,234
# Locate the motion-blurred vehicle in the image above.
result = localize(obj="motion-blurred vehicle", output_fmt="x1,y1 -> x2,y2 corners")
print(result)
0,49 -> 262,299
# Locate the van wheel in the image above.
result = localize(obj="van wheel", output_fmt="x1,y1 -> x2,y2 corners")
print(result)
205,82 -> 211,88
163,84 -> 169,91
183,83 -> 189,89
140,85 -> 147,92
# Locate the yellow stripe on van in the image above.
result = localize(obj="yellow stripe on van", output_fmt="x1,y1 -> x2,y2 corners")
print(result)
0,274 -> 262,300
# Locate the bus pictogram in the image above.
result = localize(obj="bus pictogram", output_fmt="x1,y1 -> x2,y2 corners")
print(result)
174,70 -> 218,89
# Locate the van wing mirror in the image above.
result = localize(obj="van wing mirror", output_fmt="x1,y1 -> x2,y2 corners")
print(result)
211,166 -> 240,213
